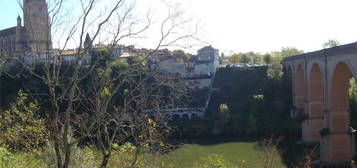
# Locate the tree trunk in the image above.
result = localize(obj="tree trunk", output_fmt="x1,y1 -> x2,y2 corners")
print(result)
100,150 -> 111,168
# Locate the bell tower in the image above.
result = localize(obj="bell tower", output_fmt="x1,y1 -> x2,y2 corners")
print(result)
23,0 -> 52,53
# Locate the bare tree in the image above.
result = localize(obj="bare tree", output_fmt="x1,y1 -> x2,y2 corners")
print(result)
80,55 -> 188,167
2,0 -> 201,168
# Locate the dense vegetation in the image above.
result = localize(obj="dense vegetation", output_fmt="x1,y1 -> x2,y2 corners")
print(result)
3,44 -> 357,167
222,47 -> 304,65
174,65 -> 296,139
0,47 -> 301,168
206,66 -> 271,137
0,53 -> 188,168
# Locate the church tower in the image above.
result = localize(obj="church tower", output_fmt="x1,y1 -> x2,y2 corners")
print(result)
15,15 -> 25,52
23,0 -> 52,53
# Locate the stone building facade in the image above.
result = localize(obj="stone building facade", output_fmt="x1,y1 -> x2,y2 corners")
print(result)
0,0 -> 52,55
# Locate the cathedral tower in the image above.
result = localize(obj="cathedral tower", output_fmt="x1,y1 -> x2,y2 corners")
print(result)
23,0 -> 52,53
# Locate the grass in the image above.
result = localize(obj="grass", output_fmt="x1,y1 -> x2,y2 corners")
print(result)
1,141 -> 286,168
160,141 -> 285,168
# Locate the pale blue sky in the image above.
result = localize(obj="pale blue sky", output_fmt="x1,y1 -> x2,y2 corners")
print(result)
0,1 -> 22,28
2,0 -> 357,54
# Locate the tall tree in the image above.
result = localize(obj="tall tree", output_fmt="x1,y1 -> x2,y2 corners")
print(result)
268,47 -> 303,80
173,50 -> 189,62
270,47 -> 304,64
322,39 -> 340,49
227,53 -> 241,64
240,54 -> 251,64
251,53 -> 263,65
263,54 -> 272,65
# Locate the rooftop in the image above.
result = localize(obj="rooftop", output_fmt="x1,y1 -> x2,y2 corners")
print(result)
0,27 -> 16,37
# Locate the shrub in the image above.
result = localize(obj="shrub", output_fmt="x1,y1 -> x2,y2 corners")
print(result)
108,142 -> 145,167
0,146 -> 46,168
257,137 -> 282,168
0,90 -> 48,151
0,147 -> 14,168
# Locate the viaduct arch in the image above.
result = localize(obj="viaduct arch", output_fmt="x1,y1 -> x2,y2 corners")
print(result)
283,42 -> 357,165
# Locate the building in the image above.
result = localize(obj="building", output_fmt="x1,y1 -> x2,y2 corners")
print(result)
195,46 -> 219,75
111,45 -> 150,60
156,56 -> 188,75
188,46 -> 219,77
197,45 -> 219,62
153,46 -> 220,118
0,0 -> 52,56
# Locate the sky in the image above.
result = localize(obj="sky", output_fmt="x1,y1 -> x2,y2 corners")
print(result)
2,0 -> 357,55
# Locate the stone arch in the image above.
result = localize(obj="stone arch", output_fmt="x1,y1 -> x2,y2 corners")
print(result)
309,64 -> 324,115
295,64 -> 305,109
304,63 -> 324,142
331,62 -> 352,115
173,114 -> 180,120
182,114 -> 189,120
324,62 -> 354,162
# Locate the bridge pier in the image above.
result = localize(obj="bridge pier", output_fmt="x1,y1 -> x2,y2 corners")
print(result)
301,100 -> 324,143
320,109 -> 354,164
321,132 -> 352,164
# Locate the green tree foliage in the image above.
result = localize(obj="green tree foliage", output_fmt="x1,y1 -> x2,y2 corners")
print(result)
322,39 -> 340,49
225,48 -> 300,65
267,47 -> 304,80
205,63 -> 297,138
227,54 -> 241,64
212,104 -> 231,136
259,66 -> 295,137
349,79 -> 357,101
240,54 -> 251,64
246,95 -> 263,136
250,95 -> 264,116
172,50 -> 190,63
0,90 -> 47,151
270,47 -> 304,64
349,78 -> 357,155
263,54 -> 272,65
91,48 -> 110,67
226,52 -> 256,64
249,52 -> 262,65
218,104 -> 231,125
206,67 -> 268,137
349,79 -> 357,130
267,63 -> 283,80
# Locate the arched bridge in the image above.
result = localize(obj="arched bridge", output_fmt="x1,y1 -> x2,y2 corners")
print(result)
283,42 -> 357,165
145,108 -> 205,120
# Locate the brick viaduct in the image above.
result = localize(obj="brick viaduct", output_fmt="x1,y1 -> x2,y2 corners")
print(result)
283,42 -> 357,165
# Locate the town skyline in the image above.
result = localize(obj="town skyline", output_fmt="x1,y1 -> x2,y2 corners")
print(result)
2,0 -> 357,55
